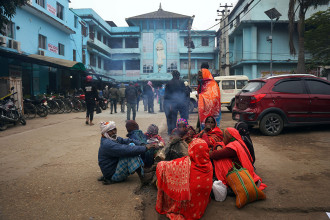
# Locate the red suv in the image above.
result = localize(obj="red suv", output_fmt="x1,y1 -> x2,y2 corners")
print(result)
232,74 -> 330,136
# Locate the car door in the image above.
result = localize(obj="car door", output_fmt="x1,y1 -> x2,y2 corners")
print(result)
304,79 -> 330,122
271,79 -> 310,122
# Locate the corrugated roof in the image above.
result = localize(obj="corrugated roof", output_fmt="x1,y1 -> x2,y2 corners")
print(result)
28,54 -> 86,71
126,4 -> 190,20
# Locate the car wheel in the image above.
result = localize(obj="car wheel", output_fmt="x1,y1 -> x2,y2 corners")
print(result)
259,113 -> 283,136
227,100 -> 235,112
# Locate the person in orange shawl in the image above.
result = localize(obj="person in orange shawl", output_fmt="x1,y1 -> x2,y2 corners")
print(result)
197,62 -> 221,130
210,127 -> 267,191
156,138 -> 213,220
196,116 -> 223,150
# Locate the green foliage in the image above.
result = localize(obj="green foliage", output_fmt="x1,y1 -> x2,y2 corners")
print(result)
0,0 -> 27,35
305,8 -> 330,66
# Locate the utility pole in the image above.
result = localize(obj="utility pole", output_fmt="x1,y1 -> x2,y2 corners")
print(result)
188,15 -> 194,85
217,3 -> 232,76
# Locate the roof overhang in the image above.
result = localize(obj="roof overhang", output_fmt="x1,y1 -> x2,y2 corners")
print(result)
28,54 -> 86,71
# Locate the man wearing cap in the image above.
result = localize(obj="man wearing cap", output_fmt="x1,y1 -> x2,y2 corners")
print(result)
83,75 -> 99,125
164,70 -> 188,135
98,121 -> 156,185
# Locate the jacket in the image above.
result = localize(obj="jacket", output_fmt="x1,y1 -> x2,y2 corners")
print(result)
98,136 -> 146,179
83,82 -> 99,104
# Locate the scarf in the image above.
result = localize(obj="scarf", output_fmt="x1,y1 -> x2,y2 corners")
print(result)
100,121 -> 116,140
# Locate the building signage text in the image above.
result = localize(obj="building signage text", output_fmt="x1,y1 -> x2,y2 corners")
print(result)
47,4 -> 56,16
48,43 -> 58,54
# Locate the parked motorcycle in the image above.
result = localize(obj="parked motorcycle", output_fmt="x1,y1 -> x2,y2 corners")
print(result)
0,87 -> 26,131
98,97 -> 108,110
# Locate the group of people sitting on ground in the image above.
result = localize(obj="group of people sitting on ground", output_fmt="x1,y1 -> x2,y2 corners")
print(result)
97,116 -> 266,219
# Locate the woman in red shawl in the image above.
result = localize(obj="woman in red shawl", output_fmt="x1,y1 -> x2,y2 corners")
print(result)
195,116 -> 223,150
156,138 -> 213,220
197,63 -> 221,130
210,127 -> 267,190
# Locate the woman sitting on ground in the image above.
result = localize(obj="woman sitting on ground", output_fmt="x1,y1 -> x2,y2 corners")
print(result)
170,118 -> 197,145
210,127 -> 267,190
156,138 -> 213,220
195,116 -> 223,150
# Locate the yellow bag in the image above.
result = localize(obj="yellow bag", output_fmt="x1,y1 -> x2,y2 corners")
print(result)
226,163 -> 266,208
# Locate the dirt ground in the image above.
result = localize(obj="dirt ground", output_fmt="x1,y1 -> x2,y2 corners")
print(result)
0,103 -> 330,220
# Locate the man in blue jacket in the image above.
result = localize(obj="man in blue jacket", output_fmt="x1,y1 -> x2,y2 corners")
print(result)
98,121 -> 155,185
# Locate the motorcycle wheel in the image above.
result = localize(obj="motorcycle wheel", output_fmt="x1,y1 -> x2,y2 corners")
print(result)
37,105 -> 48,117
101,102 -> 106,110
20,117 -> 26,125
0,121 -> 7,131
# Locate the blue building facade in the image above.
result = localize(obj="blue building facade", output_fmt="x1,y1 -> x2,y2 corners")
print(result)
222,0 -> 329,79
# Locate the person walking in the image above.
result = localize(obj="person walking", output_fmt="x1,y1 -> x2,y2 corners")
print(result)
144,81 -> 155,113
142,82 -> 148,111
164,70 -> 187,135
118,83 -> 126,113
109,84 -> 119,114
125,82 -> 138,121
158,84 -> 165,112
135,83 -> 142,112
83,75 -> 99,126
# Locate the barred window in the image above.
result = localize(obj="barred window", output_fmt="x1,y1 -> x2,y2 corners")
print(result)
167,60 -> 177,73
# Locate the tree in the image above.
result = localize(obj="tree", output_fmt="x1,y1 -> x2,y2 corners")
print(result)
288,0 -> 329,74
0,0 -> 27,35
305,8 -> 330,67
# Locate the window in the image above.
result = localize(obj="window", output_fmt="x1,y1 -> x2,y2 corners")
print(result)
103,36 -> 107,45
306,80 -> 330,95
36,0 -> 45,8
272,80 -> 305,94
81,21 -> 88,37
143,60 -> 153,73
38,34 -> 46,49
74,16 -> 78,28
142,33 -> 153,52
202,37 -> 209,46
237,80 -> 248,89
109,38 -> 123,48
73,49 -> 76,61
165,20 -> 171,29
109,60 -> 123,70
125,38 -> 138,48
167,60 -> 177,73
2,21 -> 14,38
97,31 -> 101,41
172,20 -> 177,29
89,27 -> 94,40
181,60 -> 188,69
82,50 -> 86,64
98,57 -> 101,69
166,33 -> 177,52
58,43 -> 64,56
56,3 -> 64,20
184,37 -> 188,47
156,20 -> 163,29
126,60 -> 140,70
222,80 -> 235,90
90,54 -> 96,67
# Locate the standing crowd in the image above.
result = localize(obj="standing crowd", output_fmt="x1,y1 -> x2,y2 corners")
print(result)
84,62 -> 267,219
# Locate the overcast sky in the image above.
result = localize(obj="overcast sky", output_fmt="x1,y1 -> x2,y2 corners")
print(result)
69,0 -> 239,31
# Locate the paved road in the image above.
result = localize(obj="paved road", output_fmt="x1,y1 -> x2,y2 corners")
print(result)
1,103 -> 330,219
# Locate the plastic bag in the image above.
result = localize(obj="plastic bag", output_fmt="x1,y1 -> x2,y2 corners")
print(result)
212,180 -> 227,202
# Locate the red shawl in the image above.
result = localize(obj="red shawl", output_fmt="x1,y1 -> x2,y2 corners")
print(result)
195,125 -> 223,150
156,138 -> 213,219
198,69 -> 221,127
213,128 -> 267,190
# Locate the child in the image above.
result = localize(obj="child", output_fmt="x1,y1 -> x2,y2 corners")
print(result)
145,124 -> 165,163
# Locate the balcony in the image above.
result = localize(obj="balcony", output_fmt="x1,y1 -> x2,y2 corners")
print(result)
87,39 -> 111,55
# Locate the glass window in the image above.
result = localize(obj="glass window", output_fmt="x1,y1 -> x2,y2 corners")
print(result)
180,60 -> 188,69
202,37 -> 209,46
125,38 -> 139,48
241,81 -> 265,93
90,54 -> 96,67
98,57 -> 101,69
38,34 -> 46,49
103,36 -> 107,45
237,80 -> 248,89
97,31 -> 101,41
272,80 -> 305,94
81,22 -> 87,37
126,60 -> 140,70
306,80 -> 330,95
56,3 -> 64,20
166,32 -> 177,53
184,37 -> 188,47
142,33 -> 153,52
109,38 -> 122,48
58,43 -> 64,56
109,60 -> 123,70
222,80 -> 235,90
143,60 -> 153,73
2,21 -> 14,38
36,0 -> 45,8
73,49 -> 76,61
167,60 -> 177,73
